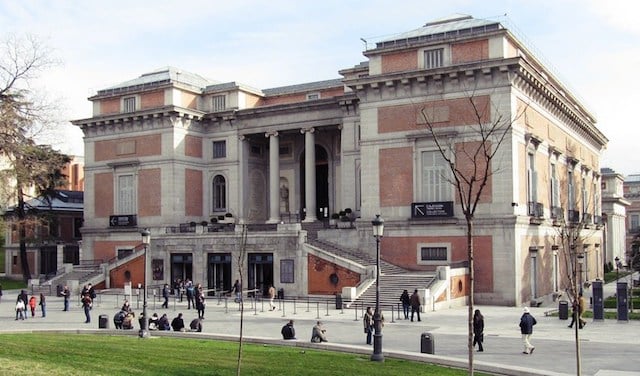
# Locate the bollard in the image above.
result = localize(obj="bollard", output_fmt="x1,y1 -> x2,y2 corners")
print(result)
306,297 -> 310,312
254,297 -> 258,316
354,303 -> 359,321
260,297 -> 265,312
293,298 -> 297,315
281,300 -> 286,317
224,296 -> 228,314
316,302 -> 320,319
325,300 -> 330,316
391,305 -> 395,323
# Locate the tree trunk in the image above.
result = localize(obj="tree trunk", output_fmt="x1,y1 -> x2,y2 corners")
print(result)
17,185 -> 31,283
467,216 -> 474,375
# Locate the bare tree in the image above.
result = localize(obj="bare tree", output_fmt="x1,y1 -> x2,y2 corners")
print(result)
235,224 -> 248,376
420,88 -> 526,375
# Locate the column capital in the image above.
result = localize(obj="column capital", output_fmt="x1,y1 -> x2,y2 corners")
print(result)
300,127 -> 315,134
265,131 -> 279,138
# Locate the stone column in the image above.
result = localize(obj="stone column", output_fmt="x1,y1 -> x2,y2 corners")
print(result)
302,128 -> 317,222
267,131 -> 280,223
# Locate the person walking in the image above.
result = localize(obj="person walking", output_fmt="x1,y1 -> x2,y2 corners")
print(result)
519,307 -> 537,354
81,293 -> 92,323
473,309 -> 484,352
39,293 -> 46,317
363,306 -> 374,345
400,289 -> 410,320
161,283 -> 170,309
578,293 -> 587,329
18,290 -> 28,320
195,290 -> 206,319
268,285 -> 277,311
62,285 -> 70,312
232,279 -> 241,302
15,297 -> 25,320
0,283 -> 3,303
410,289 -> 422,322
28,295 -> 37,317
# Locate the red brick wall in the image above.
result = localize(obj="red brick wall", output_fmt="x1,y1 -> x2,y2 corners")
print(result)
307,254 -> 361,295
109,254 -> 144,288
93,240 -> 137,264
94,134 -> 162,162
185,168 -> 203,216
382,235 -> 494,293
455,141 -> 493,204
138,168 -> 161,216
378,95 -> 490,133
451,39 -> 489,64
94,172 -> 113,218
379,147 -> 413,207
381,50 -> 418,73
100,98 -> 120,115
140,90 -> 164,110
185,135 -> 203,158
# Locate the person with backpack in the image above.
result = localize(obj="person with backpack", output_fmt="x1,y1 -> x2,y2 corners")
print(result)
113,310 -> 126,329
519,307 -> 537,354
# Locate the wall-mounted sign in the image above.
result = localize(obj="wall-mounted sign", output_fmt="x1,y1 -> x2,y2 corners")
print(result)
411,201 -> 454,218
109,215 -> 137,227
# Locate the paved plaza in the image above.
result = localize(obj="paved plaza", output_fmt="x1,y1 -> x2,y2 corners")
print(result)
1,282 -> 639,376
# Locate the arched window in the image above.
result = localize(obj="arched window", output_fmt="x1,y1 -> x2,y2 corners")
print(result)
213,175 -> 226,212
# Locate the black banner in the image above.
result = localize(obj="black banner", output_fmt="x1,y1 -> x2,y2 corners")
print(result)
411,202 -> 454,218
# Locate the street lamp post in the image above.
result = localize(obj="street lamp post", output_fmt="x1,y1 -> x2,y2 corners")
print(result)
577,253 -> 584,296
139,228 -> 151,338
371,214 -> 384,362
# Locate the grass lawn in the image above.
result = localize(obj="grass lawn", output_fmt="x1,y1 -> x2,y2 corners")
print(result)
0,276 -> 27,291
0,333 -> 489,376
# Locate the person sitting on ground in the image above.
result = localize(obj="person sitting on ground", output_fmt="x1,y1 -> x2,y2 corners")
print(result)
171,313 -> 185,332
310,321 -> 328,343
113,310 -> 126,329
121,299 -> 132,313
190,318 -> 203,332
281,319 -> 296,340
158,314 -> 171,331
122,311 -> 135,330
148,313 -> 159,331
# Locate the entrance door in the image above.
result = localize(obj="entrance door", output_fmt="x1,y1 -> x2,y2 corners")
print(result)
300,145 -> 330,220
248,253 -> 273,297
40,246 -> 57,277
207,253 -> 232,296
171,253 -> 193,284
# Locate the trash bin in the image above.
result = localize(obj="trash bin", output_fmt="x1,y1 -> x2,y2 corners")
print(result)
558,300 -> 569,320
99,314 -> 109,329
420,332 -> 434,354
56,285 -> 63,297
277,288 -> 284,300
335,294 -> 343,309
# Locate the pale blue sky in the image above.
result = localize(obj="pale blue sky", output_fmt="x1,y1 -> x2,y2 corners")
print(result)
1,0 -> 638,175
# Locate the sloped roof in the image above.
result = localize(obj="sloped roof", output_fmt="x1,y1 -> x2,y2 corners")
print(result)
263,79 -> 343,96
3,190 -> 84,215
97,67 -> 217,95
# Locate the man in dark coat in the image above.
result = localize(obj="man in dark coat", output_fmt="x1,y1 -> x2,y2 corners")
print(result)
410,289 -> 421,322
171,313 -> 185,332
519,307 -> 537,354
281,319 -> 296,339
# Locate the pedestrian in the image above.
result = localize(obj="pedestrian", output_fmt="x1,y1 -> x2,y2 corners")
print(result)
28,296 -> 37,317
81,293 -> 92,323
18,290 -> 28,319
578,293 -> 587,329
568,298 -> 578,328
311,321 -> 328,343
121,299 -> 131,313
519,307 -> 537,354
39,293 -> 46,317
268,285 -> 276,311
473,309 -> 484,352
186,280 -> 195,309
363,306 -> 374,345
15,297 -> 25,320
88,283 -> 96,307
400,289 -> 410,320
410,289 -> 421,322
123,312 -> 135,329
0,283 -> 3,303
195,290 -> 206,319
281,319 -> 296,339
232,279 -> 241,302
62,285 -> 70,311
162,283 -> 170,309
171,312 -> 185,332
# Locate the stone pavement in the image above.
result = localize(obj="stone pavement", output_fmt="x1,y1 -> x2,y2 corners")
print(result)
1,284 -> 639,376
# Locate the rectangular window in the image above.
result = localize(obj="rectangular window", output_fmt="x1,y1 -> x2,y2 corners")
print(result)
527,152 -> 537,203
123,97 -> 136,113
421,151 -> 451,202
213,141 -> 226,159
567,169 -> 575,211
631,214 -> 639,230
117,248 -> 134,260
550,163 -> 559,208
306,93 -> 320,100
212,95 -> 226,112
280,259 -> 295,284
117,174 -> 135,214
582,176 -> 588,219
424,48 -> 444,69
420,247 -> 448,261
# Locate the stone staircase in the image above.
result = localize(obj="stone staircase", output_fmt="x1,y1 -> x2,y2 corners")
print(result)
305,229 -> 435,311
